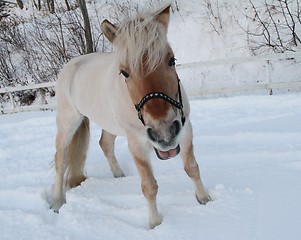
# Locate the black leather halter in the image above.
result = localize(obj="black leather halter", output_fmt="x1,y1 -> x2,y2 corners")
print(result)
134,78 -> 186,126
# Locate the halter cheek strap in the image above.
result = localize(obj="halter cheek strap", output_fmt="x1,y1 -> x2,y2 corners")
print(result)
134,78 -> 186,126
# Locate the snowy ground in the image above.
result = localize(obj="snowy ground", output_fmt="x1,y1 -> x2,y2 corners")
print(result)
0,94 -> 301,240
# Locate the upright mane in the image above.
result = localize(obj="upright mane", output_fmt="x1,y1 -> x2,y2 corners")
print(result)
113,11 -> 169,76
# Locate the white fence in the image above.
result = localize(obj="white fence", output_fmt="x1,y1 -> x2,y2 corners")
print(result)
176,51 -> 301,96
0,82 -> 56,114
1,52 -> 301,114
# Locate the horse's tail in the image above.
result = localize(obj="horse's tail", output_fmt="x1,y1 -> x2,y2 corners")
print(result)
66,117 -> 90,188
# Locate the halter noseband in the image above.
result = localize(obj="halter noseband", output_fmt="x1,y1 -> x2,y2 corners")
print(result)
134,78 -> 186,126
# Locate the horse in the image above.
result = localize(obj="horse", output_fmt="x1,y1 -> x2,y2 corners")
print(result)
51,4 -> 211,229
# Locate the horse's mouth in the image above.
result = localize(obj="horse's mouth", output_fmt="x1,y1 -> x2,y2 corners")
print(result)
154,145 -> 180,160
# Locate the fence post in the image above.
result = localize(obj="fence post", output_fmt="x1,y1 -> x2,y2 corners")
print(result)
266,59 -> 273,95
8,92 -> 15,109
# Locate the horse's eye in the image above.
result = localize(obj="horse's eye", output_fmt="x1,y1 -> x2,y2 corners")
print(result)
168,57 -> 176,67
120,70 -> 129,78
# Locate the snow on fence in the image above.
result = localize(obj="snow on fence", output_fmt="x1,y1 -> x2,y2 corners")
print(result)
1,52 -> 301,114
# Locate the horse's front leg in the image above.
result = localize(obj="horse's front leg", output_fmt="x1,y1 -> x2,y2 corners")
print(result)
128,136 -> 162,229
99,130 -> 125,178
180,121 -> 212,204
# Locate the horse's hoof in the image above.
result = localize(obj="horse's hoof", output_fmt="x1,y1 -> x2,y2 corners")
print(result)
50,205 -> 61,213
149,214 -> 162,229
49,203 -> 60,213
50,198 -> 65,213
196,195 -> 212,205
113,171 -> 125,178
50,207 -> 59,214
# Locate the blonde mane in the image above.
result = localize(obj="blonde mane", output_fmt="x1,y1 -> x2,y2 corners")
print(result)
113,12 -> 169,76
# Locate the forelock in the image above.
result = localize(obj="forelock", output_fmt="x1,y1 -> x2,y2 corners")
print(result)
113,14 -> 168,76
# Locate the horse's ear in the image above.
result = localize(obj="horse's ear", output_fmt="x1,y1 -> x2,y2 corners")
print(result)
155,5 -> 171,29
101,19 -> 117,43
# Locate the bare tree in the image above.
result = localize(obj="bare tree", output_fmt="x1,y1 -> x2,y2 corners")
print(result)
242,0 -> 301,53
16,0 -> 23,9
47,0 -> 55,13
65,0 -> 71,11
77,0 -> 93,54
202,0 -> 223,35
32,0 -> 41,11
0,1 -> 11,20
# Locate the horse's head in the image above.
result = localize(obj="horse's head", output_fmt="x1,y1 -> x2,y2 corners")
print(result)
101,5 -> 185,160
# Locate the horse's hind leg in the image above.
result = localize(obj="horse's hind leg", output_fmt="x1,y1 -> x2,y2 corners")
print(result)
99,130 -> 125,178
180,121 -> 211,204
67,117 -> 90,187
52,111 -> 89,212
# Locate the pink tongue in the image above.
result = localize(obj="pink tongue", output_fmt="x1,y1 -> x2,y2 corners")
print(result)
158,148 -> 178,159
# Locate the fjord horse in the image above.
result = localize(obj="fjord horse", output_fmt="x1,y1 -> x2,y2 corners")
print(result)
52,4 -> 211,228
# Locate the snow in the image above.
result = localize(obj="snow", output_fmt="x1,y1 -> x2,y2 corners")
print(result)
1,94 -> 301,240
1,0 -> 301,238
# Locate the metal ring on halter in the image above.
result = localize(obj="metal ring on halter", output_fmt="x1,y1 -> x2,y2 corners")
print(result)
134,78 -> 186,126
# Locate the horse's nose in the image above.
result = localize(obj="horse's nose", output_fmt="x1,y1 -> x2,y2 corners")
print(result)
170,120 -> 181,139
147,127 -> 158,142
147,120 -> 181,143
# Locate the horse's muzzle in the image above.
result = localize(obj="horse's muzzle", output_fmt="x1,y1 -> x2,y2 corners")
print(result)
147,120 -> 181,160
147,120 -> 181,141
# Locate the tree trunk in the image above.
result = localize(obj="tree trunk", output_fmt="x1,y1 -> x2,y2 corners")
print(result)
16,0 -> 24,9
32,0 -> 41,11
77,0 -> 93,54
65,0 -> 71,11
47,0 -> 55,13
